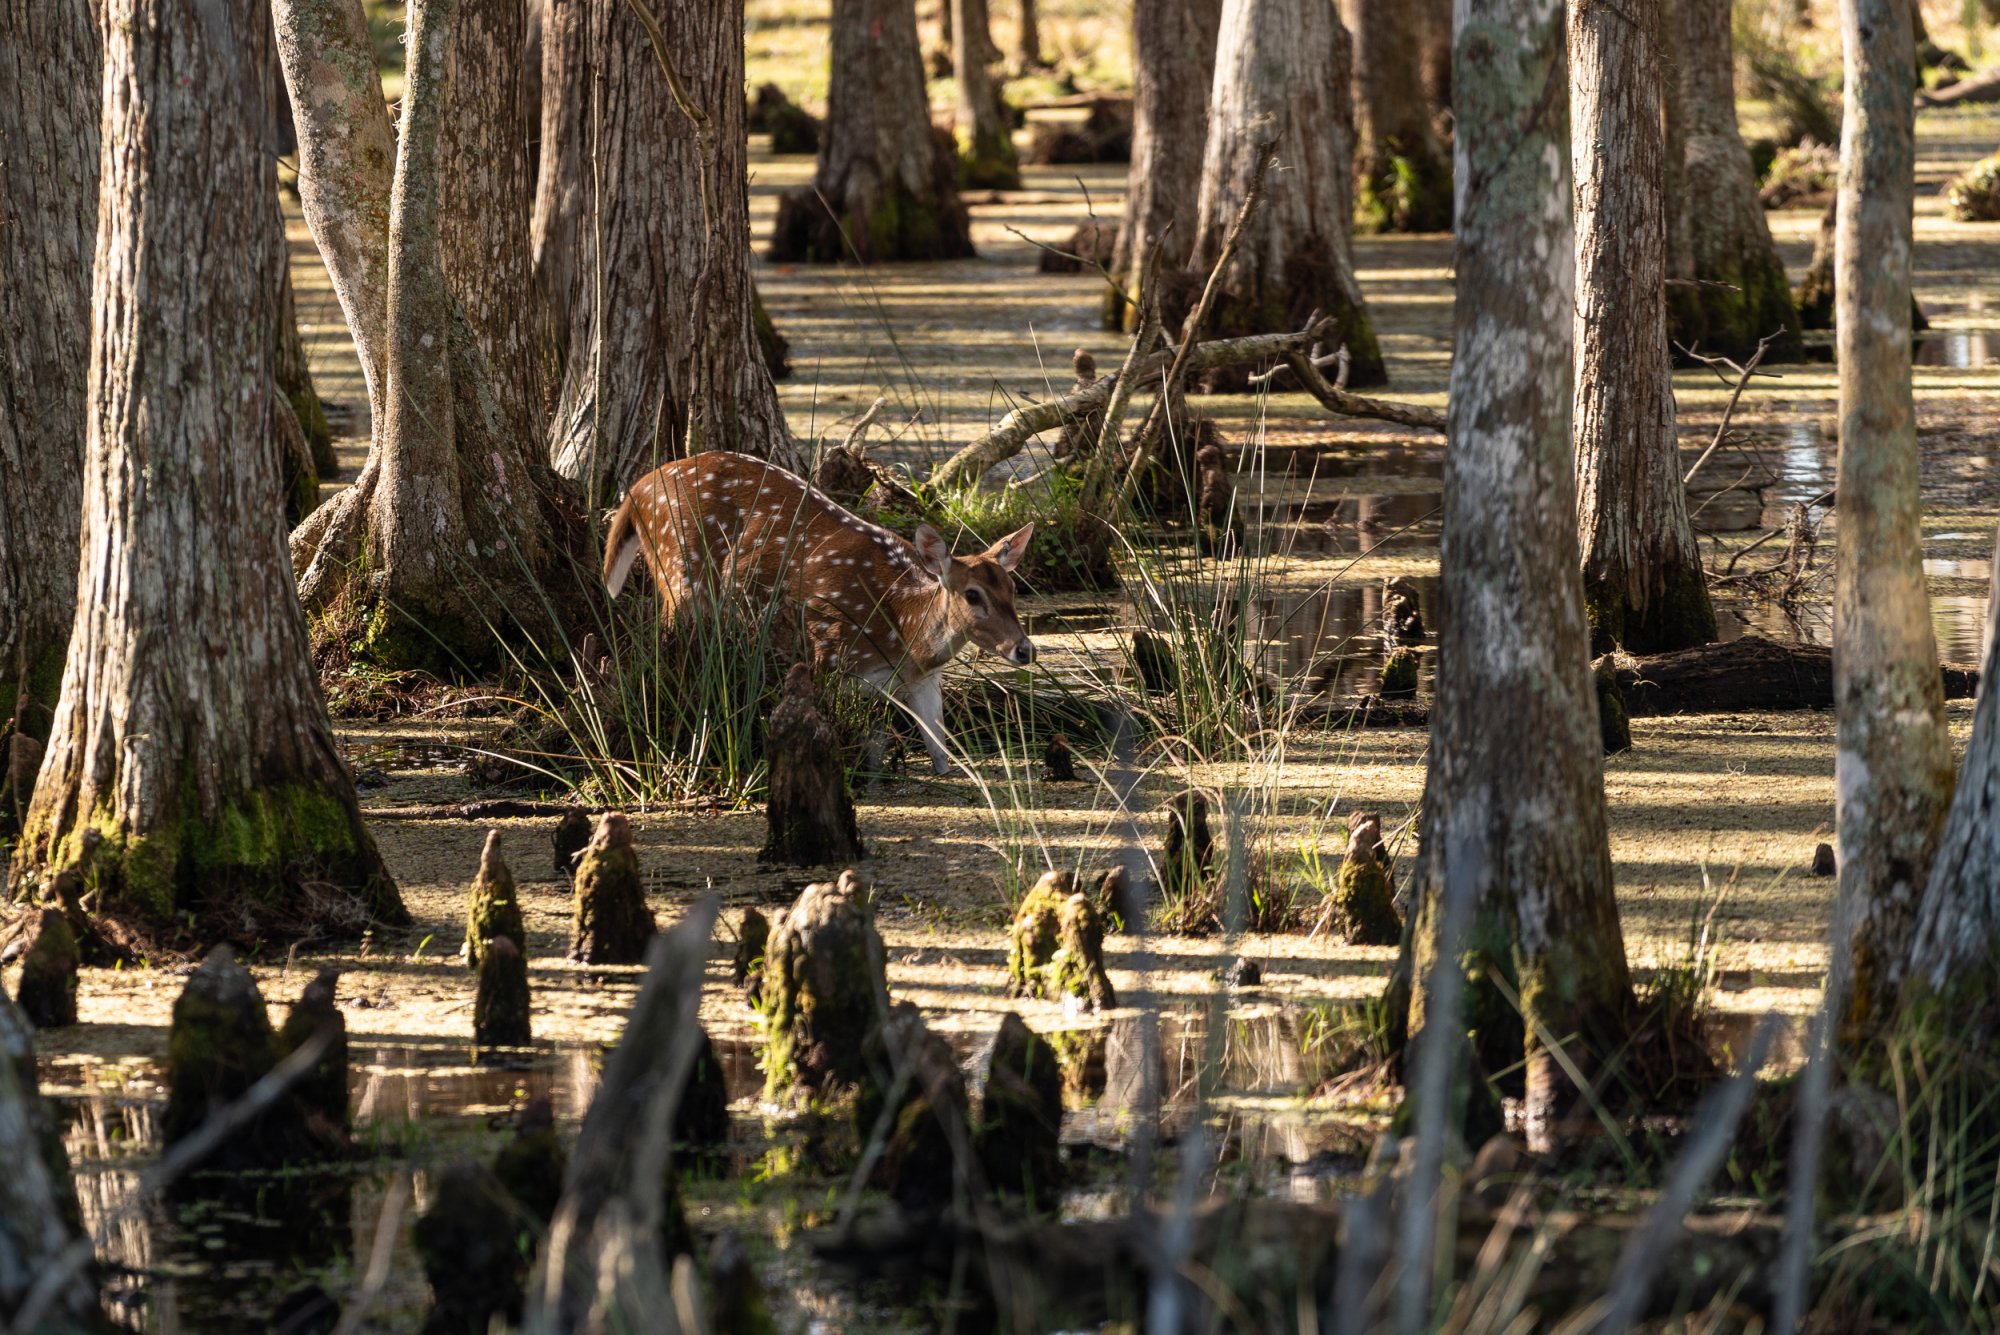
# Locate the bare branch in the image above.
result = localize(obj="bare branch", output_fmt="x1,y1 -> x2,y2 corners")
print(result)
1681,331 -> 1781,487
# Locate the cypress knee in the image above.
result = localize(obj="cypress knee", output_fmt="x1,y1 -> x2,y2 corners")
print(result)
275,967 -> 349,1135
973,1012 -> 1064,1207
465,830 -> 526,969
760,870 -> 889,1098
475,937 -> 534,1049
568,812 -> 654,965
761,662 -> 864,867
14,908 -> 79,1028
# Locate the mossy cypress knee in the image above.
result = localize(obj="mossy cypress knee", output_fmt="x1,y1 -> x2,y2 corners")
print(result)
974,1012 -> 1064,1207
492,1095 -> 565,1228
551,807 -> 590,880
464,830 -> 526,970
1379,648 -> 1419,699
275,968 -> 348,1135
1316,813 -> 1401,946
568,812 -> 654,965
1006,870 -> 1116,1010
1594,656 -> 1632,754
1162,791 -> 1214,899
861,1000 -> 969,1213
475,937 -> 533,1049
414,1160 -> 525,1335
733,907 -> 771,997
761,663 -> 864,867
680,1027 -> 731,1154
15,908 -> 78,1028
760,870 -> 889,1098
163,945 -> 308,1167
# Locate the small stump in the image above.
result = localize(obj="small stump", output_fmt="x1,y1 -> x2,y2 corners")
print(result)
568,812 -> 655,964
475,937 -> 533,1049
762,663 -> 864,866
15,908 -> 78,1028
733,907 -> 771,997
1315,813 -> 1402,946
1594,655 -> 1632,754
552,808 -> 590,879
1090,864 -> 1145,932
680,1027 -> 732,1154
1042,732 -> 1077,782
275,968 -> 348,1135
1379,648 -> 1419,699
1006,870 -> 1116,1011
414,1161 -> 525,1334
493,1096 -> 565,1227
1811,842 -> 1837,877
761,870 -> 889,1098
163,946 -> 308,1166
465,830 -> 526,970
973,1012 -> 1064,1208
1162,791 -> 1214,899
862,1001 -> 969,1213
1383,576 -> 1426,643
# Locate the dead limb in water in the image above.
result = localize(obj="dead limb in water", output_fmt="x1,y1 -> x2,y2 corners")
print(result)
1608,634 -> 1978,716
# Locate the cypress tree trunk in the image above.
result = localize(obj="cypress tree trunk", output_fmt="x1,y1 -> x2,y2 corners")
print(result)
18,0 -> 404,946
1103,0 -> 1221,331
1016,0 -> 1046,69
768,0 -> 976,264
538,0 -> 796,502
1830,0 -> 1953,1050
1181,0 -> 1385,388
279,0 -> 583,669
1341,0 -> 1451,233
1417,0 -> 1451,116
0,0 -> 96,769
274,221 -> 340,481
1668,0 -> 1804,361
953,0 -> 1021,187
1570,0 -> 1717,655
1404,0 -> 1634,1152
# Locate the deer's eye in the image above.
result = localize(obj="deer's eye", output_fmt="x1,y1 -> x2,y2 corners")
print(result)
964,587 -> 984,608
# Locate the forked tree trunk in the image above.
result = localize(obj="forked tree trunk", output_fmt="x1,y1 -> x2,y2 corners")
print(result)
1182,0 -> 1385,389
537,0 -> 796,501
768,0 -> 976,263
1829,0 -> 1953,1052
1403,0 -> 1634,1153
280,0 -> 582,669
0,0 -> 96,765
953,0 -> 1021,187
1103,0 -> 1222,331
18,0 -> 403,946
1667,0 -> 1804,361
1570,0 -> 1716,655
1340,0 -> 1451,233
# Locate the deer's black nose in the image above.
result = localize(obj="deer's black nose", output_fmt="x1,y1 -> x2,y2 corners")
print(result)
1011,639 -> 1036,666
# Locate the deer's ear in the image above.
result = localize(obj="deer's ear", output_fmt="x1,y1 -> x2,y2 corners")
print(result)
985,523 -> 1034,572
913,523 -> 953,579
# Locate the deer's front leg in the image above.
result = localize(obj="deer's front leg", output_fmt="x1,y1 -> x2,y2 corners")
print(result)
903,672 -> 960,777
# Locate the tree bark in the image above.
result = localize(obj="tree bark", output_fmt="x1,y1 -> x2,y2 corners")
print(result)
1830,0 -> 1953,1051
1404,0 -> 1633,1152
1417,0 -> 1452,117
279,0 -> 584,669
1570,0 -> 1716,655
953,0 -> 1021,187
1103,0 -> 1222,331
441,0 -> 543,451
1016,0 -> 1045,69
1667,0 -> 1804,361
17,0 -> 403,946
538,0 -> 797,502
0,0 -> 96,769
768,0 -> 976,263
1341,0 -> 1451,233
274,212 -> 340,481
0,997 -> 96,1333
1179,0 -> 1385,389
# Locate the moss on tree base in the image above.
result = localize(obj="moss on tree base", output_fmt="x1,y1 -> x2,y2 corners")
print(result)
1159,252 -> 1387,391
1668,251 -> 1803,364
767,173 -> 976,265
955,126 -> 1023,190
1582,563 -> 1717,658
1355,149 -> 1453,235
26,782 -> 404,950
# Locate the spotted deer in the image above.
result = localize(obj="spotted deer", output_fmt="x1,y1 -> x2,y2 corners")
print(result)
601,452 -> 1036,775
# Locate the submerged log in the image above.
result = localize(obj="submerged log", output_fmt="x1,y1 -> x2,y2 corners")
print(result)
761,663 -> 864,867
568,812 -> 655,965
1611,634 -> 1979,716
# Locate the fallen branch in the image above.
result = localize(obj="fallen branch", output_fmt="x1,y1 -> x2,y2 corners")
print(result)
1681,333 -> 1781,488
1915,66 -> 2000,107
928,320 -> 1336,487
1286,344 -> 1446,432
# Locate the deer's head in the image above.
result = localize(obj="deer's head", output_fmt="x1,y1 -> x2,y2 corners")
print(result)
914,523 -> 1036,667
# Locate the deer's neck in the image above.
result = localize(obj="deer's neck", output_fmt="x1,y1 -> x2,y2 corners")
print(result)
887,575 -> 962,673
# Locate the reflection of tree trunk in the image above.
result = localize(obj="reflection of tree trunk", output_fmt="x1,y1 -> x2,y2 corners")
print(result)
1571,0 -> 1715,654
1829,0 -> 1952,1054
0,997 -> 97,1331
1402,0 -> 1633,1152
1180,0 -> 1384,388
0,0 -> 96,778
1103,0 -> 1221,330
1667,0 -> 1803,360
1340,0 -> 1451,233
21,0 -> 403,947
769,0 -> 976,263
953,0 -> 1021,187
539,0 -> 796,500
280,0 -> 582,669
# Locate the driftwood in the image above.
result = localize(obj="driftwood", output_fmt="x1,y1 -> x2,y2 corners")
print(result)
1611,634 -> 1979,716
1916,66 -> 2000,107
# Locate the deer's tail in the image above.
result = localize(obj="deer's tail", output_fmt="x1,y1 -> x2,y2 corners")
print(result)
602,495 -> 643,599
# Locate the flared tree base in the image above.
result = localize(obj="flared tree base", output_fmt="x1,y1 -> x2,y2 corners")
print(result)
1582,562 -> 1718,657
1669,253 -> 1804,364
1158,251 -> 1388,391
1355,146 -> 1453,235
768,172 -> 976,265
